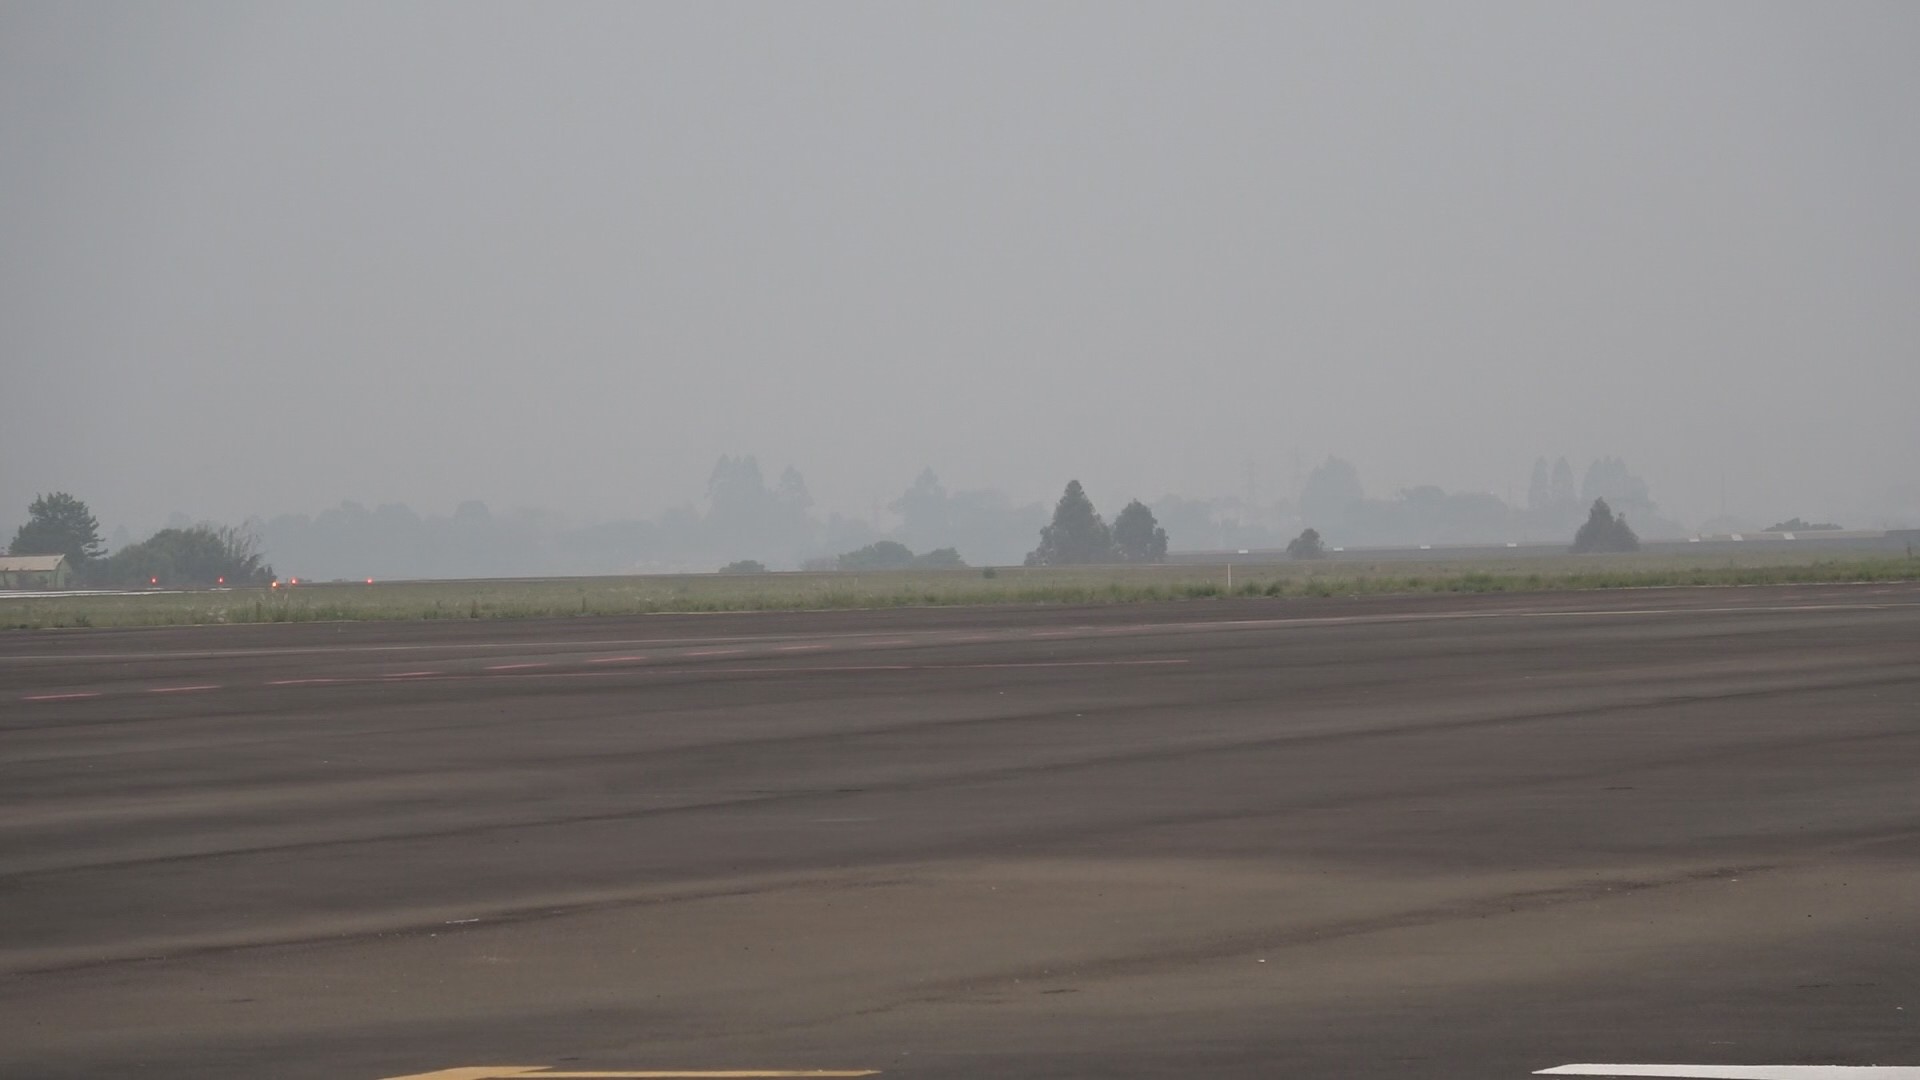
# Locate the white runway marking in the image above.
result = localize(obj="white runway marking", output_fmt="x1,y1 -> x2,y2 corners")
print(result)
485,663 -> 549,671
148,684 -> 219,694
1538,1066 -> 1920,1078
22,691 -> 101,702
0,589 -> 187,598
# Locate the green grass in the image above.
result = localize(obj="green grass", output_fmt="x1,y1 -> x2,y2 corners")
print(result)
2,551 -> 1915,630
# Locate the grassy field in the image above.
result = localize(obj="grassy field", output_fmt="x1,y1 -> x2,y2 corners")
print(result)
2,550 -> 1916,629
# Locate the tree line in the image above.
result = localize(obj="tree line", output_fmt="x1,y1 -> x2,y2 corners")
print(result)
1023,481 -> 1167,566
7,493 -> 274,586
5,452 -> 1720,585
1297,454 -> 1682,548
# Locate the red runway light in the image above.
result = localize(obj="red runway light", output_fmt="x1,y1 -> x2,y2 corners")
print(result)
366,578 -> 375,585
150,576 -> 158,585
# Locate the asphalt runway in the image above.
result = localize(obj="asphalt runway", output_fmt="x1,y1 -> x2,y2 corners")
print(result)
2,584 -> 1917,1080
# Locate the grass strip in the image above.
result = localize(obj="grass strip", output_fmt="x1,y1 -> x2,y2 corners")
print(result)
2,554 -> 1915,630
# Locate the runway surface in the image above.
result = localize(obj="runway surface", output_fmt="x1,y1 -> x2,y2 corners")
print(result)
2,584 -> 1917,1079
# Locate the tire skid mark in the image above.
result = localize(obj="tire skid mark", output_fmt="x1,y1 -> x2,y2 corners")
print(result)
7,873 -> 922,977
8,674 -> 1909,884
865,863 -> 1780,1011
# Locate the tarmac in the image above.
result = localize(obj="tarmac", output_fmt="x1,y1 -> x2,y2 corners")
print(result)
2,583 -> 1916,1079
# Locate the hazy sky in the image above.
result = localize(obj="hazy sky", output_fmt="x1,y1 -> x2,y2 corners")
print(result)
4,2 -> 1917,536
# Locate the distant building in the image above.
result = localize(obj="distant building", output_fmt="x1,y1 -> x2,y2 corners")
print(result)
0,554 -> 73,589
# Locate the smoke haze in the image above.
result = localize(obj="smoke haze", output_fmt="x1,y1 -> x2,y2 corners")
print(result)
5,3 -> 1917,560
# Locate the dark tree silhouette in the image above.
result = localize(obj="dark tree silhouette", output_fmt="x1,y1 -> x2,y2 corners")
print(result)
837,540 -> 917,570
834,540 -> 967,570
1765,518 -> 1841,532
101,524 -> 273,586
1571,498 -> 1639,553
1111,500 -> 1168,563
1286,527 -> 1327,559
912,546 -> 967,568
1025,480 -> 1114,566
9,492 -> 105,566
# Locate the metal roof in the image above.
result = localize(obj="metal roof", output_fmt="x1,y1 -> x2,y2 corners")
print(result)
0,555 -> 69,572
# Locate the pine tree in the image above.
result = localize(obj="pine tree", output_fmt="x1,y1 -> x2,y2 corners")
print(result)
1571,498 -> 1639,553
9,492 -> 105,566
1025,481 -> 1115,566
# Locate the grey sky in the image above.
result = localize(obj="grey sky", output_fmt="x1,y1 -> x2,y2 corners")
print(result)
4,1 -> 1916,537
